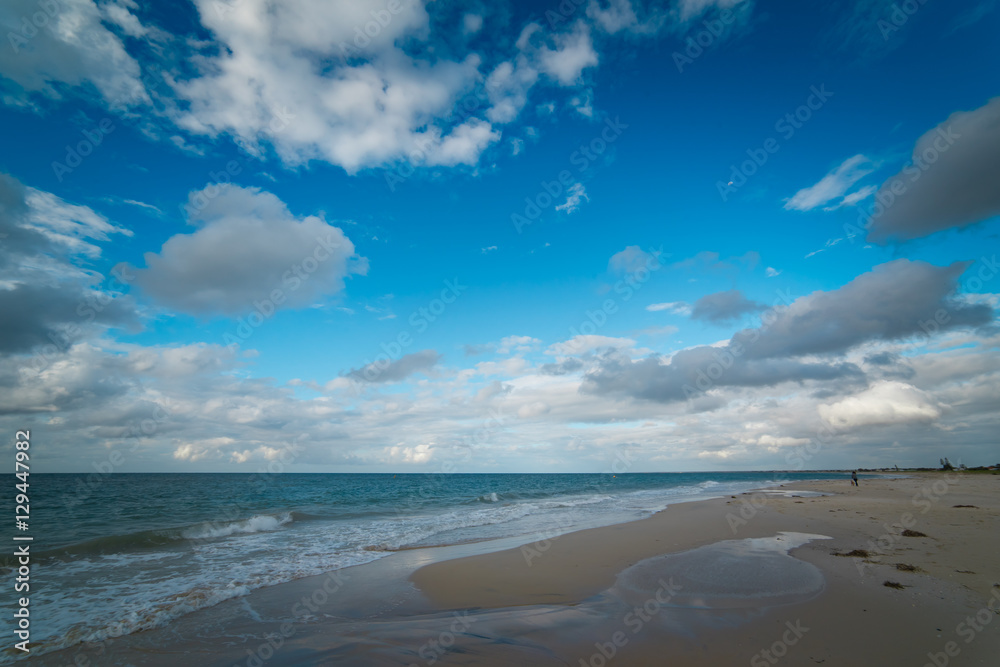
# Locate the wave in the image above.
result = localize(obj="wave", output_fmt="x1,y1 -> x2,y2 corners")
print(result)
3,512 -> 297,565
180,512 -> 293,540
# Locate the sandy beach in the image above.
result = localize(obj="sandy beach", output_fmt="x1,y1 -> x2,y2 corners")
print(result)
407,472 -> 1000,666
27,472 -> 1000,666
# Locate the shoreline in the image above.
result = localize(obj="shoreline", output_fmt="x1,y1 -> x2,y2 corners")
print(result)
27,472 -> 1000,666
408,472 -> 1000,665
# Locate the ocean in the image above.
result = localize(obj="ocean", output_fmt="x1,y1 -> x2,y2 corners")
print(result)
1,471 -> 857,660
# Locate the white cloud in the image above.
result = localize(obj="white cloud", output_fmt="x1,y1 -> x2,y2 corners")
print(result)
784,154 -> 877,212
498,335 -> 541,354
23,187 -> 133,259
0,0 -> 148,107
536,22 -> 599,86
570,89 -> 594,117
608,245 -> 657,274
122,199 -> 163,214
586,0 -> 648,34
826,184 -> 877,210
384,443 -> 434,464
518,401 -> 551,418
133,185 -> 366,316
765,267 -> 781,277
463,13 -> 483,35
547,335 -> 635,356
485,58 -> 539,124
748,435 -> 811,453
818,381 -> 942,429
168,0 -> 499,173
676,0 -> 749,22
803,237 -> 844,259
646,301 -> 692,315
556,182 -> 589,213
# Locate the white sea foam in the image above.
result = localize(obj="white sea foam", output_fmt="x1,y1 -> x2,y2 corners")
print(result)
180,512 -> 293,540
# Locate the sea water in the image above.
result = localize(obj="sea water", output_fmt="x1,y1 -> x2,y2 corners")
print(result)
0,471 -> 854,660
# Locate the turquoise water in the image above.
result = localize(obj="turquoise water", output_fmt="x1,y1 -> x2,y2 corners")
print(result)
1,471 -> 855,659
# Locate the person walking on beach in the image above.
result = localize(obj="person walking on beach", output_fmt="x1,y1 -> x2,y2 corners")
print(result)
851,470 -> 859,486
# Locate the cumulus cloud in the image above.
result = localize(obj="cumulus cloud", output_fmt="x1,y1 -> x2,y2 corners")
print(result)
347,350 -> 442,384
582,260 -> 994,405
166,0 -> 501,173
582,347 -> 863,404
784,154 -> 878,211
0,0 -> 713,175
133,185 -> 366,316
741,259 -> 993,359
0,0 -> 148,107
819,381 -> 942,429
690,289 -> 764,324
865,98 -> 1000,243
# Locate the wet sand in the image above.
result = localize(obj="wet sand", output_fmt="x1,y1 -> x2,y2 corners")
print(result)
411,472 -> 1000,666
31,473 -> 1000,666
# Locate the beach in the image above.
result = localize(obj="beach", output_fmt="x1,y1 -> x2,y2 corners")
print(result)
28,472 -> 999,666
411,472 -> 1000,665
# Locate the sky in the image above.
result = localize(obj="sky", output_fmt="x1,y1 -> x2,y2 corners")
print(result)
1,0 -> 998,473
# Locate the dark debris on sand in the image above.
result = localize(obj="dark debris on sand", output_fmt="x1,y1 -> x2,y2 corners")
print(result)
834,549 -> 871,558
883,581 -> 907,589
901,529 -> 927,537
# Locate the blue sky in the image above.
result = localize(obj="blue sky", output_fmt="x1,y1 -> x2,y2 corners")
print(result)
1,0 -> 998,472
